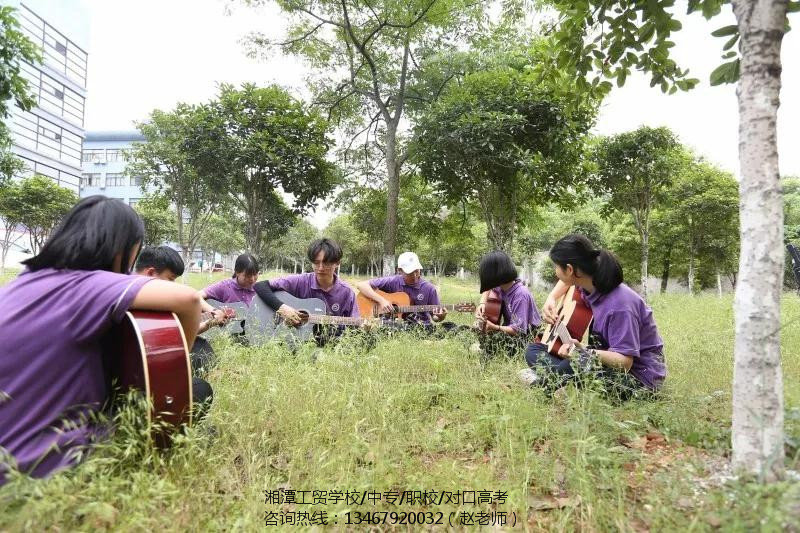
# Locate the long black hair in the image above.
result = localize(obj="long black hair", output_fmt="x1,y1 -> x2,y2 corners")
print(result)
478,250 -> 518,293
549,234 -> 623,294
22,195 -> 144,273
233,253 -> 259,278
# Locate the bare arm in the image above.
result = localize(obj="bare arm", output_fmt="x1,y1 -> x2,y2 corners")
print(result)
542,280 -> 571,324
355,281 -> 394,315
132,280 -> 202,349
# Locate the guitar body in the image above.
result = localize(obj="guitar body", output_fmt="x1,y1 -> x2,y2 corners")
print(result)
356,289 -> 411,317
207,299 -> 249,335
475,289 -> 503,334
539,286 -> 593,355
112,310 -> 192,446
247,292 -> 328,346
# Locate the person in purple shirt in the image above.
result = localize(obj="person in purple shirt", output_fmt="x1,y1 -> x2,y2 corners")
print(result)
474,251 -> 542,360
355,251 -> 453,330
0,197 -> 203,485
521,234 -> 667,399
253,238 -> 359,346
199,253 -> 260,307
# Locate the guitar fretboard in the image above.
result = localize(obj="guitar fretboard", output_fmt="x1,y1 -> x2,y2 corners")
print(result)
305,314 -> 369,326
394,303 -> 469,313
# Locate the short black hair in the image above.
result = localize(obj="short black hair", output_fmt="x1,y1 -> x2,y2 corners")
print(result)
22,195 -> 144,273
307,238 -> 342,263
549,234 -> 623,294
478,251 -> 518,293
233,253 -> 259,277
135,246 -> 184,276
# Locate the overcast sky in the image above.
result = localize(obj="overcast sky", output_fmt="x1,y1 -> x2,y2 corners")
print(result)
78,0 -> 800,226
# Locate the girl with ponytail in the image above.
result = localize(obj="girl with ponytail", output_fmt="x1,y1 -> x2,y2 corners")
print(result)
519,234 -> 666,397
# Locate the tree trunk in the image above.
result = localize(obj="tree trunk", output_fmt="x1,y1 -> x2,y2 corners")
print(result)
717,269 -> 723,298
640,229 -> 649,301
731,0 -> 786,482
382,121 -> 400,275
660,246 -> 672,294
688,247 -> 695,295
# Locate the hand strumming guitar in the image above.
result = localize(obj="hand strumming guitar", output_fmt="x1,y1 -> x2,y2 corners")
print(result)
277,304 -> 303,327
542,295 -> 559,325
432,307 -> 447,322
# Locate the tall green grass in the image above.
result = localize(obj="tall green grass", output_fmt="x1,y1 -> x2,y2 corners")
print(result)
1,273 -> 799,530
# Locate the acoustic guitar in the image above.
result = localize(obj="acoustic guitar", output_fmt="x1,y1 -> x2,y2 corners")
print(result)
474,288 -> 503,333
356,289 -> 476,318
111,310 -> 193,446
539,285 -> 593,355
247,292 -> 378,346
207,299 -> 249,335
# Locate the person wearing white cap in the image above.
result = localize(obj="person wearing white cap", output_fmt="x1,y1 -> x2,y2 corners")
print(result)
356,251 -> 448,329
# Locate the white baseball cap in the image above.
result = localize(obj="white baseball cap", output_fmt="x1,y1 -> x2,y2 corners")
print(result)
397,251 -> 424,274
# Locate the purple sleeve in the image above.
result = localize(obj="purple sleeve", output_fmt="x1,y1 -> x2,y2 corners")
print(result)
368,275 -> 400,292
269,275 -> 302,295
347,291 -> 360,317
429,285 -> 441,306
603,311 -> 641,357
110,275 -> 153,323
72,272 -> 153,341
203,279 -> 227,301
506,296 -> 530,334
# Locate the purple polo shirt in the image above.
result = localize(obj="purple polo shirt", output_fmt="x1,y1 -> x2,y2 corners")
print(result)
369,274 -> 440,324
499,279 -> 542,334
270,273 -> 358,317
0,268 -> 152,483
203,277 -> 256,306
579,283 -> 666,389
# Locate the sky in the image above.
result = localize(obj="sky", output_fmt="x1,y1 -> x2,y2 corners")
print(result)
68,0 -> 800,227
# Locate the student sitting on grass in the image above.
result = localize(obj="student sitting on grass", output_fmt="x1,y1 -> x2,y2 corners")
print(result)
521,234 -> 667,398
253,238 -> 359,346
0,197 -> 203,485
474,251 -> 542,360
198,253 -> 260,306
135,246 -> 230,412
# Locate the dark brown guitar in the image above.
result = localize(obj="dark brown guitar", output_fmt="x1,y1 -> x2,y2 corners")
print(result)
475,289 -> 503,333
111,311 -> 193,446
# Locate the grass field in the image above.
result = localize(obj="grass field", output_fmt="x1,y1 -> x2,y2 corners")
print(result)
1,270 -> 799,531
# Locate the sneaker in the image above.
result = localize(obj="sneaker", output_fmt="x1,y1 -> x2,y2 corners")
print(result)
518,368 -> 540,386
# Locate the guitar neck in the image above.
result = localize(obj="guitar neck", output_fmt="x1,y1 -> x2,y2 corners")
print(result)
305,314 -> 367,326
555,321 -> 593,359
395,303 -> 461,313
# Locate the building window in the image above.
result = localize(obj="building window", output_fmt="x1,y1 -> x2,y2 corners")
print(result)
130,175 -> 144,187
53,87 -> 64,100
106,149 -> 125,162
81,173 -> 101,187
106,173 -> 126,186
54,40 -> 67,55
82,149 -> 105,163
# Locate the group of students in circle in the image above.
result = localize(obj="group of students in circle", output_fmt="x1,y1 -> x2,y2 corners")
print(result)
0,196 -> 666,484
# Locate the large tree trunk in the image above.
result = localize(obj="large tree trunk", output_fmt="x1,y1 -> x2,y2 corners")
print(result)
382,121 -> 400,275
731,0 -> 786,482
688,246 -> 696,295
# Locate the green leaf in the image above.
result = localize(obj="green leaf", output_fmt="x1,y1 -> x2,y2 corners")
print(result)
788,1 -> 800,13
711,24 -> 738,37
710,58 -> 740,86
722,33 -> 739,51
721,50 -> 737,60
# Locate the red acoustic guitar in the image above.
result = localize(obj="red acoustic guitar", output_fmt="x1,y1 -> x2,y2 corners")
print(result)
475,288 -> 503,333
539,285 -> 593,355
111,310 -> 193,446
